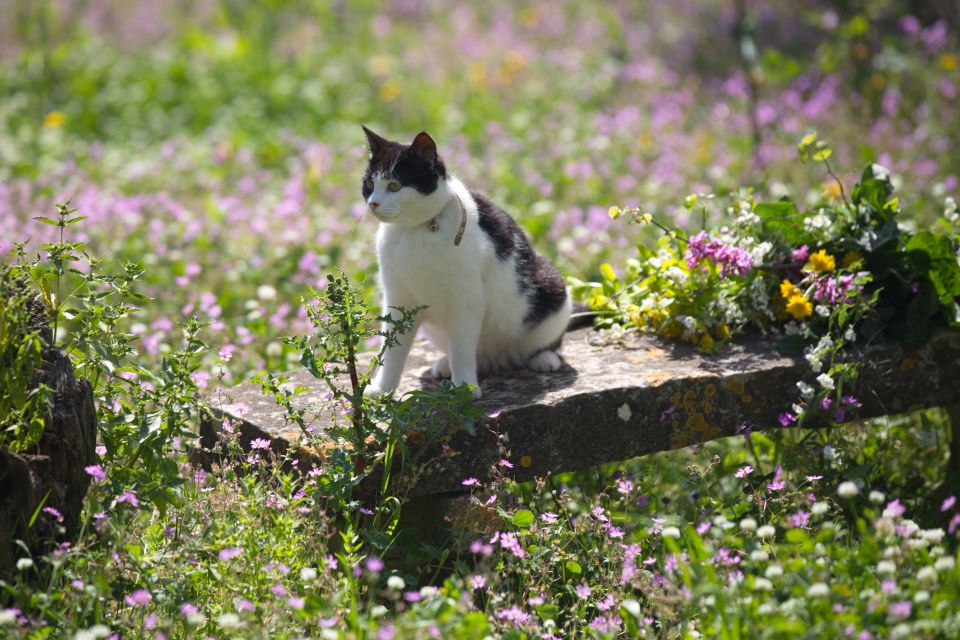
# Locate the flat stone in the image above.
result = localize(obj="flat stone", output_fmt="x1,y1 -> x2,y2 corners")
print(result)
200,328 -> 960,497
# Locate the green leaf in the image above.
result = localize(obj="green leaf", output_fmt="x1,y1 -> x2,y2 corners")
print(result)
32,216 -> 59,226
564,559 -> 583,579
785,528 -> 808,544
511,509 -> 535,528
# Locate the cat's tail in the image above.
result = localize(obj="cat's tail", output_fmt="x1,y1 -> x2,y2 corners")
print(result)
567,301 -> 596,331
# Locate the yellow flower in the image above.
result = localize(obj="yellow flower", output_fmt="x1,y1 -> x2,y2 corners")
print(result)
780,279 -> 800,300
841,250 -> 863,268
698,333 -> 715,351
805,249 -> 836,273
822,180 -> 843,199
715,324 -> 731,340
786,294 -> 813,320
378,81 -> 401,102
941,53 -> 957,72
43,111 -> 66,128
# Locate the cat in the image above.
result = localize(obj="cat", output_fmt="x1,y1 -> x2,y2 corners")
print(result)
361,126 -> 571,399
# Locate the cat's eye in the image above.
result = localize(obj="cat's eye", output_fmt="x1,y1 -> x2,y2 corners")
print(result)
363,179 -> 374,192
387,181 -> 401,192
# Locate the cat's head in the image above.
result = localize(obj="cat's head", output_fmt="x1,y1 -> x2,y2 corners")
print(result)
361,126 -> 451,226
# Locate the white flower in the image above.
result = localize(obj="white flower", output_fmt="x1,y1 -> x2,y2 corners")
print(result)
871,163 -> 891,181
756,602 -> 777,615
750,549 -> 769,563
876,560 -> 896,575
934,556 -> 955,572
419,586 -> 438,598
15,558 -> 33,571
797,381 -> 815,399
386,575 -> 406,590
844,326 -> 856,342
257,285 -> 277,300
757,525 -> 776,539
815,304 -> 831,318
807,583 -> 829,598
805,353 -> 823,372
869,490 -> 886,504
837,481 -> 859,498
662,526 -> 681,539
816,373 -> 835,391
765,564 -> 784,579
753,577 -> 773,591
917,566 -> 938,584
739,517 -> 757,532
266,341 -> 283,357
921,529 -> 945,544
890,623 -> 912,640
812,502 -> 829,515
876,517 -> 896,536
0,610 -> 17,625
913,590 -> 930,604
300,566 -> 318,581
186,613 -> 206,627
218,613 -> 241,629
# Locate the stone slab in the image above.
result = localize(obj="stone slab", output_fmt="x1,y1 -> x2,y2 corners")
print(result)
200,328 -> 960,497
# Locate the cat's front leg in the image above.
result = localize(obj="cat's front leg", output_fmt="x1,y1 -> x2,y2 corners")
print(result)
366,307 -> 419,397
447,300 -> 484,399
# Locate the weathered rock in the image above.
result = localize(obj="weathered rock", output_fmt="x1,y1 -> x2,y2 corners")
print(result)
0,284 -> 96,571
202,328 -> 960,497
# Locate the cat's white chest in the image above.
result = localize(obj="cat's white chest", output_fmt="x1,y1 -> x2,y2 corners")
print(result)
377,222 -> 482,317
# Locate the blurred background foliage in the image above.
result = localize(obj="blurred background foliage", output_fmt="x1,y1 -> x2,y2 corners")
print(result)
0,0 -> 957,378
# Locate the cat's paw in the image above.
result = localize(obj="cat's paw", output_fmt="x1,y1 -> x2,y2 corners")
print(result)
364,383 -> 391,398
430,355 -> 452,379
528,350 -> 563,372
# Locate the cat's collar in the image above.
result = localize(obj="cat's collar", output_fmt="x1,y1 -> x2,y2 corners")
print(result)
427,194 -> 467,246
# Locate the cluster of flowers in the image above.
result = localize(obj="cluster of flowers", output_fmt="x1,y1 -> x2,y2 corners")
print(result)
684,230 -> 754,278
778,247 -> 862,320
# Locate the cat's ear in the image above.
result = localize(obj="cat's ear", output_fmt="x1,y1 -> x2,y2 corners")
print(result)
410,131 -> 438,163
362,125 -> 388,156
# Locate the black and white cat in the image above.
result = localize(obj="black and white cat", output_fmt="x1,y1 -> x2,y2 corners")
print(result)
361,126 -> 571,398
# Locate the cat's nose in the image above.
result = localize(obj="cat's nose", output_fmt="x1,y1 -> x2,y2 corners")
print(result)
369,201 -> 380,210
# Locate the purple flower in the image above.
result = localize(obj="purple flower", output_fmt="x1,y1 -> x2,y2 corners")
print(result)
498,459 -> 514,469
735,465 -> 753,478
684,231 -> 753,278
606,525 -> 624,539
403,590 -> 421,602
365,556 -> 384,573
884,499 -> 906,518
42,506 -> 63,522
470,574 -> 486,590
85,465 -> 106,483
179,602 -> 199,616
889,600 -> 912,619
767,465 -> 785,492
778,412 -> 797,427
461,477 -> 479,487
942,496 -> 956,512
788,510 -> 811,528
540,512 -> 559,524
805,475 -> 823,482
218,547 -> 243,561
270,583 -> 287,597
124,589 -> 152,607
236,598 -> 255,612
145,613 -> 158,629
496,606 -> 530,626
575,583 -> 592,599
792,245 -> 810,262
287,596 -> 305,609
249,438 -> 272,450
115,492 -> 140,508
491,531 -> 525,559
842,395 -> 862,408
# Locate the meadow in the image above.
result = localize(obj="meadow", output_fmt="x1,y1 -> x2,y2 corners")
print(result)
2,1 -> 960,637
